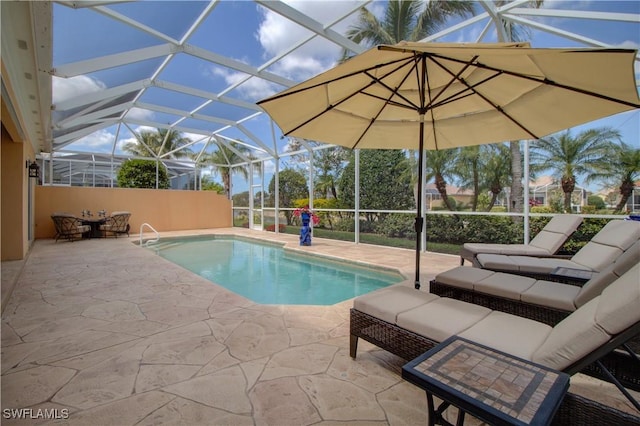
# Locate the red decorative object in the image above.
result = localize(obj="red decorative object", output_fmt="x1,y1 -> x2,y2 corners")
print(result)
293,205 -> 319,225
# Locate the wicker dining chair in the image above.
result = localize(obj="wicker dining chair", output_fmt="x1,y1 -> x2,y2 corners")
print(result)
51,213 -> 91,242
99,211 -> 131,238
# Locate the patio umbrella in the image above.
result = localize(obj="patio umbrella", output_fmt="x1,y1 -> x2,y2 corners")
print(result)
257,41 -> 640,289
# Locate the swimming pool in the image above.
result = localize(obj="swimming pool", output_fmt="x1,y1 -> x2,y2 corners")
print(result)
148,236 -> 403,305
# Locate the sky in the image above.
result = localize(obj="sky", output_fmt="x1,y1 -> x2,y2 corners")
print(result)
51,0 -> 640,193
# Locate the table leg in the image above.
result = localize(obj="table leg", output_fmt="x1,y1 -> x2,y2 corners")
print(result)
426,392 -> 436,426
426,392 -> 466,426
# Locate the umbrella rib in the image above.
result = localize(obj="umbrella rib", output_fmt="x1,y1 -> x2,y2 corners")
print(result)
257,55 -> 418,104
426,51 -> 640,109
427,72 -> 503,110
426,55 -> 541,139
351,60 -> 423,149
277,56 -> 421,137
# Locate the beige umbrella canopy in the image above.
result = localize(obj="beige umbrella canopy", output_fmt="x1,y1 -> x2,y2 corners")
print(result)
258,41 -> 640,289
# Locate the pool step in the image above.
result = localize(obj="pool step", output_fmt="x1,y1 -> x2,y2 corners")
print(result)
145,241 -> 180,252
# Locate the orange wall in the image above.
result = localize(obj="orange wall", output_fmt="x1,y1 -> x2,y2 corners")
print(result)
1,126 -> 33,260
35,186 -> 232,239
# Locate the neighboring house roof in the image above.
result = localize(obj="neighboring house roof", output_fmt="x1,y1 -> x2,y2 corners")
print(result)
424,183 -> 473,196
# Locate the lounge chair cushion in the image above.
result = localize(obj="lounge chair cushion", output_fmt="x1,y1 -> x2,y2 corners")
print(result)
570,243 -> 623,271
532,297 -> 609,370
475,253 -> 520,272
535,214 -> 583,237
595,264 -> 640,335
477,254 -> 583,274
473,272 -> 537,299
353,283 -> 438,324
521,281 -> 580,311
462,243 -> 550,256
529,215 -> 583,250
461,215 -> 582,259
532,265 -> 640,370
575,240 -> 640,307
397,298 -> 491,343
430,266 -> 495,290
459,311 -> 552,360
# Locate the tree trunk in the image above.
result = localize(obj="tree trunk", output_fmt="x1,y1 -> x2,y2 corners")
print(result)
472,163 -> 479,212
435,174 -> 455,211
487,182 -> 502,212
615,179 -> 635,212
509,141 -> 523,218
561,175 -> 576,213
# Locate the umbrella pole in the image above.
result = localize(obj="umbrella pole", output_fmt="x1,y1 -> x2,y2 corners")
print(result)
414,119 -> 425,290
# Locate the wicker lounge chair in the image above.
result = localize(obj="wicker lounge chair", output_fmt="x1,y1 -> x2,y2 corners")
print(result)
431,240 -> 640,327
350,264 -> 640,424
460,214 -> 583,266
99,211 -> 131,238
474,219 -> 640,282
51,213 -> 91,242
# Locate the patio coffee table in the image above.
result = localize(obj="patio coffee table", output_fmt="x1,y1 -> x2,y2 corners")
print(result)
402,336 -> 569,426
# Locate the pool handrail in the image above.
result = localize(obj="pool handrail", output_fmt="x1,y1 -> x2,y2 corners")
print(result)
140,223 -> 160,247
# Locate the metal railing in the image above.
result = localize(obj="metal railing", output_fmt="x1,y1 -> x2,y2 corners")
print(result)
139,223 -> 160,247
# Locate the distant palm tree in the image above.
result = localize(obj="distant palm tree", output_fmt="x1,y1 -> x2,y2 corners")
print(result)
481,143 -> 512,211
313,147 -> 349,199
530,128 -> 620,212
425,148 -> 459,211
486,0 -> 544,214
456,146 -> 482,211
199,142 -> 251,199
124,128 -> 193,158
586,141 -> 640,212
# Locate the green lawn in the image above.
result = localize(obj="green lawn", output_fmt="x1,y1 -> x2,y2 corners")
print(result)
275,225 -> 462,255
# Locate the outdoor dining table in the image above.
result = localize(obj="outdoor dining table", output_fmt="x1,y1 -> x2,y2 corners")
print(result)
80,217 -> 107,238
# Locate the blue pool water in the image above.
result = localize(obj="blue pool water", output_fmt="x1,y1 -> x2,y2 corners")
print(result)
150,236 -> 403,305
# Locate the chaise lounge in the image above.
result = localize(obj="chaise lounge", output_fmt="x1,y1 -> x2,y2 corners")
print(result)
460,214 -> 583,266
350,265 -> 640,424
431,240 -> 640,326
473,219 -> 640,283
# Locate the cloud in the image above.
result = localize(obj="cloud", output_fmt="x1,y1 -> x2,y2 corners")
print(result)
52,75 -> 106,104
69,128 -> 116,151
210,67 -> 282,100
255,1 -> 363,80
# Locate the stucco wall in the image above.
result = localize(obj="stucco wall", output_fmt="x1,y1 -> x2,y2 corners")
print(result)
1,127 -> 33,260
35,186 -> 232,239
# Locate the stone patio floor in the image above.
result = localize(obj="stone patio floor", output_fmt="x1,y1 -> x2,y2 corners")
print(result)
1,228 -> 638,425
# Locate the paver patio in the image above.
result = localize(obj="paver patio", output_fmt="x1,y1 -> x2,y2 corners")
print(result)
1,229 -> 638,425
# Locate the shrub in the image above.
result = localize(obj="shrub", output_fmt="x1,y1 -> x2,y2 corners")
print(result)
265,224 -> 287,232
374,213 -> 415,239
117,159 -> 170,189
587,195 -> 606,210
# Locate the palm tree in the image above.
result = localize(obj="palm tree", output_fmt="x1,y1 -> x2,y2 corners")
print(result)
343,0 -> 474,54
455,146 -> 482,211
124,128 -> 193,158
303,147 -> 348,200
343,0 -> 475,209
530,128 -> 620,212
425,148 -> 459,211
586,141 -> 640,212
200,142 -> 252,199
481,143 -> 512,211
487,1 -> 544,215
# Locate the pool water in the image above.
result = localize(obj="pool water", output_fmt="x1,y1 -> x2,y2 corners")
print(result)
149,236 -> 403,305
